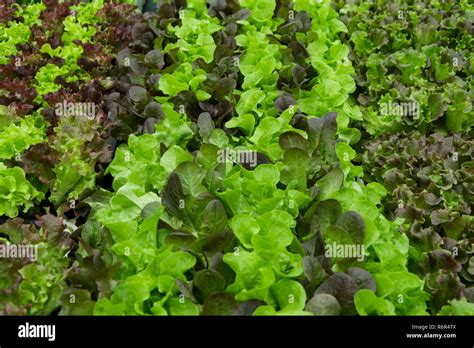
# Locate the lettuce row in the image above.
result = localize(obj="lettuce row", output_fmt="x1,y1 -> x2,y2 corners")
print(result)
158,0 -> 221,101
224,0 -> 284,136
359,131 -> 474,313
33,1 -> 106,105
1,1 -> 112,206
291,0 -> 363,144
336,0 -> 474,134
194,5 -> 321,311
63,0 -> 104,45
220,174 -> 311,315
0,0 -> 118,212
0,2 -> 45,64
